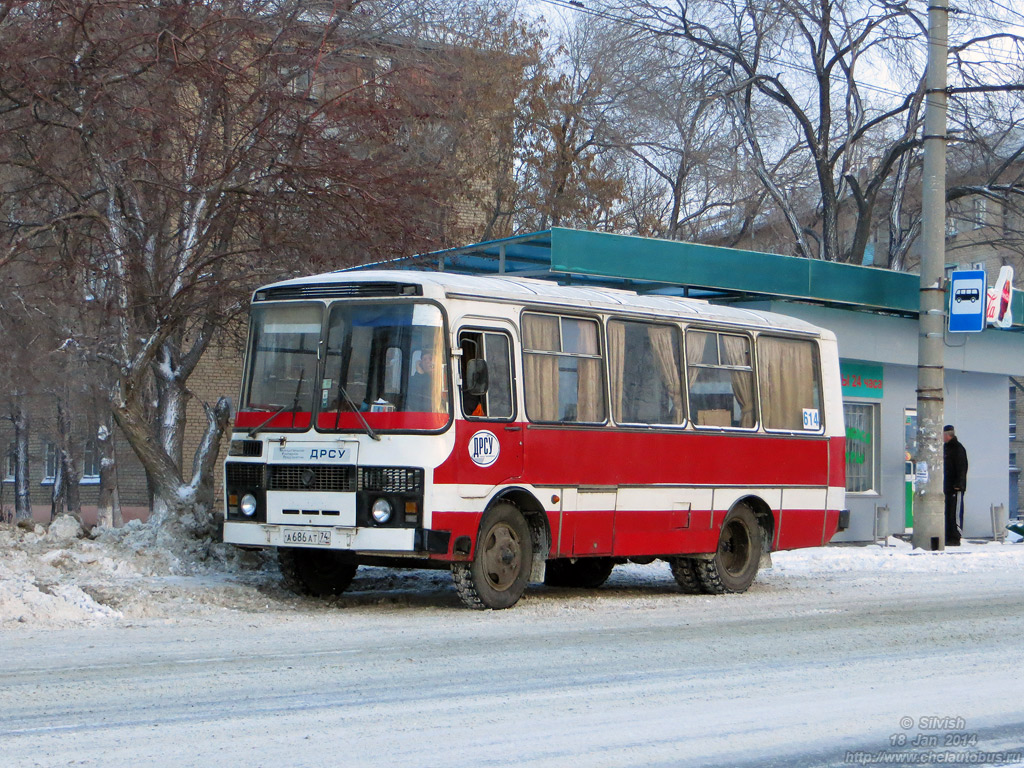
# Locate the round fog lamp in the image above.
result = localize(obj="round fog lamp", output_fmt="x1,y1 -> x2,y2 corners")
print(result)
239,493 -> 258,517
371,498 -> 393,524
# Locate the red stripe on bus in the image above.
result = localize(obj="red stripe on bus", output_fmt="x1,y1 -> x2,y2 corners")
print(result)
233,410 -> 447,432
434,420 -> 832,487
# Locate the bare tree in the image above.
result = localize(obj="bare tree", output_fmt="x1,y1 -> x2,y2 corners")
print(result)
617,0 -> 928,263
0,0 -> 468,534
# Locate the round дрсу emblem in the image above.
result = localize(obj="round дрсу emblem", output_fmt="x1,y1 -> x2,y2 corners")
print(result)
469,430 -> 500,467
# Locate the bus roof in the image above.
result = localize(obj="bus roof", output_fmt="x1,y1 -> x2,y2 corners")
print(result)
257,269 -> 830,336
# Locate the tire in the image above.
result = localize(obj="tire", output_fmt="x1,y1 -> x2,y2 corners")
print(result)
696,505 -> 762,594
451,503 -> 532,610
669,556 -> 706,594
278,547 -> 358,597
543,558 -> 615,588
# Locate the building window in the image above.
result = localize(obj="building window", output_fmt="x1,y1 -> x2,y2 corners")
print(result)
4,442 -> 15,482
1011,385 -> 1018,441
844,402 -> 878,493
972,196 -> 987,229
42,441 -> 57,485
82,440 -> 100,484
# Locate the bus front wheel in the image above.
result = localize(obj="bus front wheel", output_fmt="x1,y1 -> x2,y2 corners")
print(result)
696,505 -> 762,594
452,503 -> 532,610
278,547 -> 358,597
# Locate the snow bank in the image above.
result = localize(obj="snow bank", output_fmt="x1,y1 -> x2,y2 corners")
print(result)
1,516 -> 1022,630
0,516 -> 271,629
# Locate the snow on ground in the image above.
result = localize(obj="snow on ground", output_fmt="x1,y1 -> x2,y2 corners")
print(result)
1,516 -> 1022,629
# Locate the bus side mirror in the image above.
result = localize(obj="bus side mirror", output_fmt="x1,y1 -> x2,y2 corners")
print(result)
465,359 -> 489,396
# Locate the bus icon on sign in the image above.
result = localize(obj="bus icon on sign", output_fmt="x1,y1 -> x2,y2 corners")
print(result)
954,287 -> 980,303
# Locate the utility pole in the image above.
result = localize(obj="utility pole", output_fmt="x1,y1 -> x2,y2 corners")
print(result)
913,0 -> 949,551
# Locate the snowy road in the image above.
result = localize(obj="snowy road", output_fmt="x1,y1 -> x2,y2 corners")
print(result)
2,542 -> 1024,768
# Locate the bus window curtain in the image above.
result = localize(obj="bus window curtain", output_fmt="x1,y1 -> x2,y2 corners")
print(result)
722,334 -> 755,427
608,322 -> 626,422
574,319 -> 604,422
759,338 -> 816,429
647,325 -> 683,423
523,315 -> 560,421
685,331 -> 708,387
577,357 -> 606,422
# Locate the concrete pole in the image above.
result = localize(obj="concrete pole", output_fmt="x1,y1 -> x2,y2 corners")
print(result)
912,0 -> 949,551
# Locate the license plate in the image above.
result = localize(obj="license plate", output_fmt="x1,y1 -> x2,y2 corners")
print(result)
282,528 -> 332,547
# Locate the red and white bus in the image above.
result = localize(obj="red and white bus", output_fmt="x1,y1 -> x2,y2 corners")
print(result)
223,270 -> 847,609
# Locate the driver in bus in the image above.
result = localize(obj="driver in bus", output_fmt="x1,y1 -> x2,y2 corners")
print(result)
406,350 -> 441,412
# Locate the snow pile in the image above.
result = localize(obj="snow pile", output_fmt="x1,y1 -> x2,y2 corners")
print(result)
0,516 -> 272,629
1,514 -> 1022,629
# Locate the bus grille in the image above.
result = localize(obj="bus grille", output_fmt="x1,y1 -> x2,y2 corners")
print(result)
226,462 -> 265,488
228,439 -> 263,457
359,467 -> 423,493
267,464 -> 357,492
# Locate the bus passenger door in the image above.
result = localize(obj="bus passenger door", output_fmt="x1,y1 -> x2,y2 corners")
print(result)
458,328 -> 523,483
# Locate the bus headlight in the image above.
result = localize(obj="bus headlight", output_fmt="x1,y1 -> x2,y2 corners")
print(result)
239,494 -> 258,518
371,498 -> 393,524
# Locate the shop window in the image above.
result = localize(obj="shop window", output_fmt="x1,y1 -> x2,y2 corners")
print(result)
844,403 -> 878,493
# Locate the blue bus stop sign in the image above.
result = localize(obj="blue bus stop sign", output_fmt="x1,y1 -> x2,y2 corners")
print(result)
949,269 -> 986,333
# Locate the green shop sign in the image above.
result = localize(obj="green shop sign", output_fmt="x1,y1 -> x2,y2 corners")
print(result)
841,361 -> 883,399
846,425 -> 871,464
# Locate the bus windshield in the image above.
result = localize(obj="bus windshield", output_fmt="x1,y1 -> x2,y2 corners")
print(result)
241,303 -> 320,432
238,301 -> 449,433
319,302 -> 448,432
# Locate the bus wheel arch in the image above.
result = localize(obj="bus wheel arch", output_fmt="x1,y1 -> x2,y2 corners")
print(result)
490,487 -> 551,582
696,501 -> 764,594
737,494 -> 775,557
452,500 -> 534,610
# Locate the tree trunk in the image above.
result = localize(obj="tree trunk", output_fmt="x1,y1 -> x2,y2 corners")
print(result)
49,461 -> 64,521
55,394 -> 82,522
11,396 -> 31,522
112,385 -> 231,537
95,419 -> 122,528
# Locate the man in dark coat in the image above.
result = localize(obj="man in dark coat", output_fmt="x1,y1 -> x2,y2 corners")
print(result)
943,425 -> 968,546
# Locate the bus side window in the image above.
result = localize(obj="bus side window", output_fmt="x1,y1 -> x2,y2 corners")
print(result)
685,330 -> 757,429
460,331 -> 514,420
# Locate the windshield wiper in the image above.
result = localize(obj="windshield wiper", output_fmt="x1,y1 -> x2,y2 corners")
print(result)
335,382 -> 380,441
248,369 -> 306,438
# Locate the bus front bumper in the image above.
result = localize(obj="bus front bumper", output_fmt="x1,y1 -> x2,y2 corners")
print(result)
223,521 -> 450,555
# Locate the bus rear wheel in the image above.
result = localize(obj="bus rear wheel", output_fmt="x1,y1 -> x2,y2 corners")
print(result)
696,505 -> 762,594
544,558 -> 615,589
278,547 -> 358,597
452,503 -> 532,610
669,557 -> 706,594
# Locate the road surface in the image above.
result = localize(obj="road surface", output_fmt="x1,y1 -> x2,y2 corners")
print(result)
2,550 -> 1023,767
